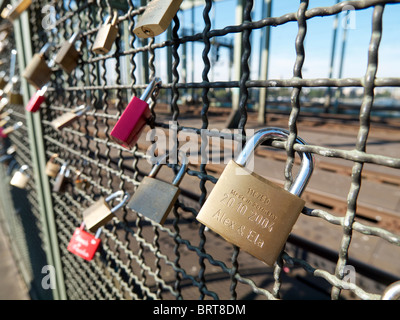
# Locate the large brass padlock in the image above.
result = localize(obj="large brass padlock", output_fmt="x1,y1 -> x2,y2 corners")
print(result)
54,31 -> 81,74
22,43 -> 53,89
10,164 -> 30,189
196,128 -> 314,266
45,153 -> 61,178
133,0 -> 183,39
92,11 -> 119,55
83,191 -> 130,232
128,152 -> 188,225
51,105 -> 90,130
1,0 -> 32,22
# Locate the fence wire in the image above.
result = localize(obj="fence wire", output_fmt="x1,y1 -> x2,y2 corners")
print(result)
1,0 -> 400,300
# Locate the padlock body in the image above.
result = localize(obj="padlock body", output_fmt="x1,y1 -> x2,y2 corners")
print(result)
1,0 -> 32,21
51,112 -> 79,130
0,77 -> 7,90
54,42 -> 80,74
110,96 -> 150,149
92,24 -> 118,55
82,197 -> 113,232
67,227 -> 101,261
10,171 -> 29,189
133,0 -> 183,38
45,161 -> 60,178
196,160 -> 305,266
22,53 -> 52,89
9,92 -> 23,105
26,90 -> 46,112
128,176 -> 180,225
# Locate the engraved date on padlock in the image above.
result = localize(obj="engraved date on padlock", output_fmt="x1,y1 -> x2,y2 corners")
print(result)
197,128 -> 314,266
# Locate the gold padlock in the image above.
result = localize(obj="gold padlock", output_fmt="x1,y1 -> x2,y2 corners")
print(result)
92,11 -> 119,55
54,31 -> 81,74
9,91 -> 23,105
51,105 -> 91,130
22,43 -> 53,89
83,191 -> 129,232
133,0 -> 183,39
0,116 -> 10,128
0,71 -> 7,90
74,170 -> 88,190
128,152 -> 187,225
45,153 -> 61,178
10,164 -> 30,189
1,0 -> 32,22
196,128 -> 314,266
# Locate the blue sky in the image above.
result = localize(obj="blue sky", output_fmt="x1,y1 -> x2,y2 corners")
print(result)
172,0 -> 400,83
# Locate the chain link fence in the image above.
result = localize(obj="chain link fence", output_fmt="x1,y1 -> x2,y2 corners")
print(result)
0,0 -> 399,300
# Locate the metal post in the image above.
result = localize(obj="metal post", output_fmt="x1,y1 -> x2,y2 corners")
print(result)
14,8 -> 67,300
225,0 -> 244,128
257,0 -> 272,124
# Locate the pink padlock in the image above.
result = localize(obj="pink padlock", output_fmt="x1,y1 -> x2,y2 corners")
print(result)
25,85 -> 48,113
110,77 -> 161,149
67,223 -> 102,261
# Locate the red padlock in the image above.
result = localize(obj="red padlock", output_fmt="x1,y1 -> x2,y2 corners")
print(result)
25,85 -> 48,113
67,223 -> 101,261
110,77 -> 161,149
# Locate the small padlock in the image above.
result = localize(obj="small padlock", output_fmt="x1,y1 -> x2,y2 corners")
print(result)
52,161 -> 70,192
0,116 -> 10,128
25,84 -> 48,113
54,31 -> 81,74
0,121 -> 22,138
83,190 -> 130,232
1,0 -> 32,22
10,164 -> 30,189
51,105 -> 91,130
67,223 -> 102,261
110,77 -> 161,149
22,44 -> 53,89
9,91 -> 23,105
0,108 -> 13,119
0,97 -> 9,113
128,152 -> 187,225
196,128 -> 314,266
92,11 -> 119,55
133,0 -> 183,39
74,170 -> 88,190
45,153 -> 61,178
0,71 -> 7,90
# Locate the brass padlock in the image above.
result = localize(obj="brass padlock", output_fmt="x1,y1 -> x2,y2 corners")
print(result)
1,121 -> 22,138
9,91 -> 23,105
54,31 -> 81,74
133,0 -> 183,39
53,161 -> 70,193
74,170 -> 88,190
10,164 -> 30,189
196,128 -> 314,266
45,153 -> 61,178
92,11 -> 119,55
51,105 -> 91,130
0,116 -> 10,128
0,97 -> 9,113
128,152 -> 188,225
1,0 -> 32,22
83,190 -> 130,232
0,71 -> 7,90
22,43 -> 53,89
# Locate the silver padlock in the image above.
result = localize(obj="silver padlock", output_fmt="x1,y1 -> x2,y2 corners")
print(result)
10,164 -> 30,189
83,190 -> 130,232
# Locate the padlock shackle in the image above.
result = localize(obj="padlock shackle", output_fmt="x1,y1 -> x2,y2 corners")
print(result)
74,104 -> 91,116
105,190 -> 130,213
39,43 -> 52,56
19,164 -> 29,174
235,127 -> 314,197
148,151 -> 188,186
68,30 -> 80,44
139,77 -> 162,106
382,281 -> 400,300
59,161 -> 69,175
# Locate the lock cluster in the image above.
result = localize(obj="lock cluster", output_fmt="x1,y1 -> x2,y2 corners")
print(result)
0,0 -> 317,267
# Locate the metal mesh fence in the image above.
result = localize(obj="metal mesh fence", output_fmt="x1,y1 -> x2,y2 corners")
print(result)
1,0 -> 400,300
